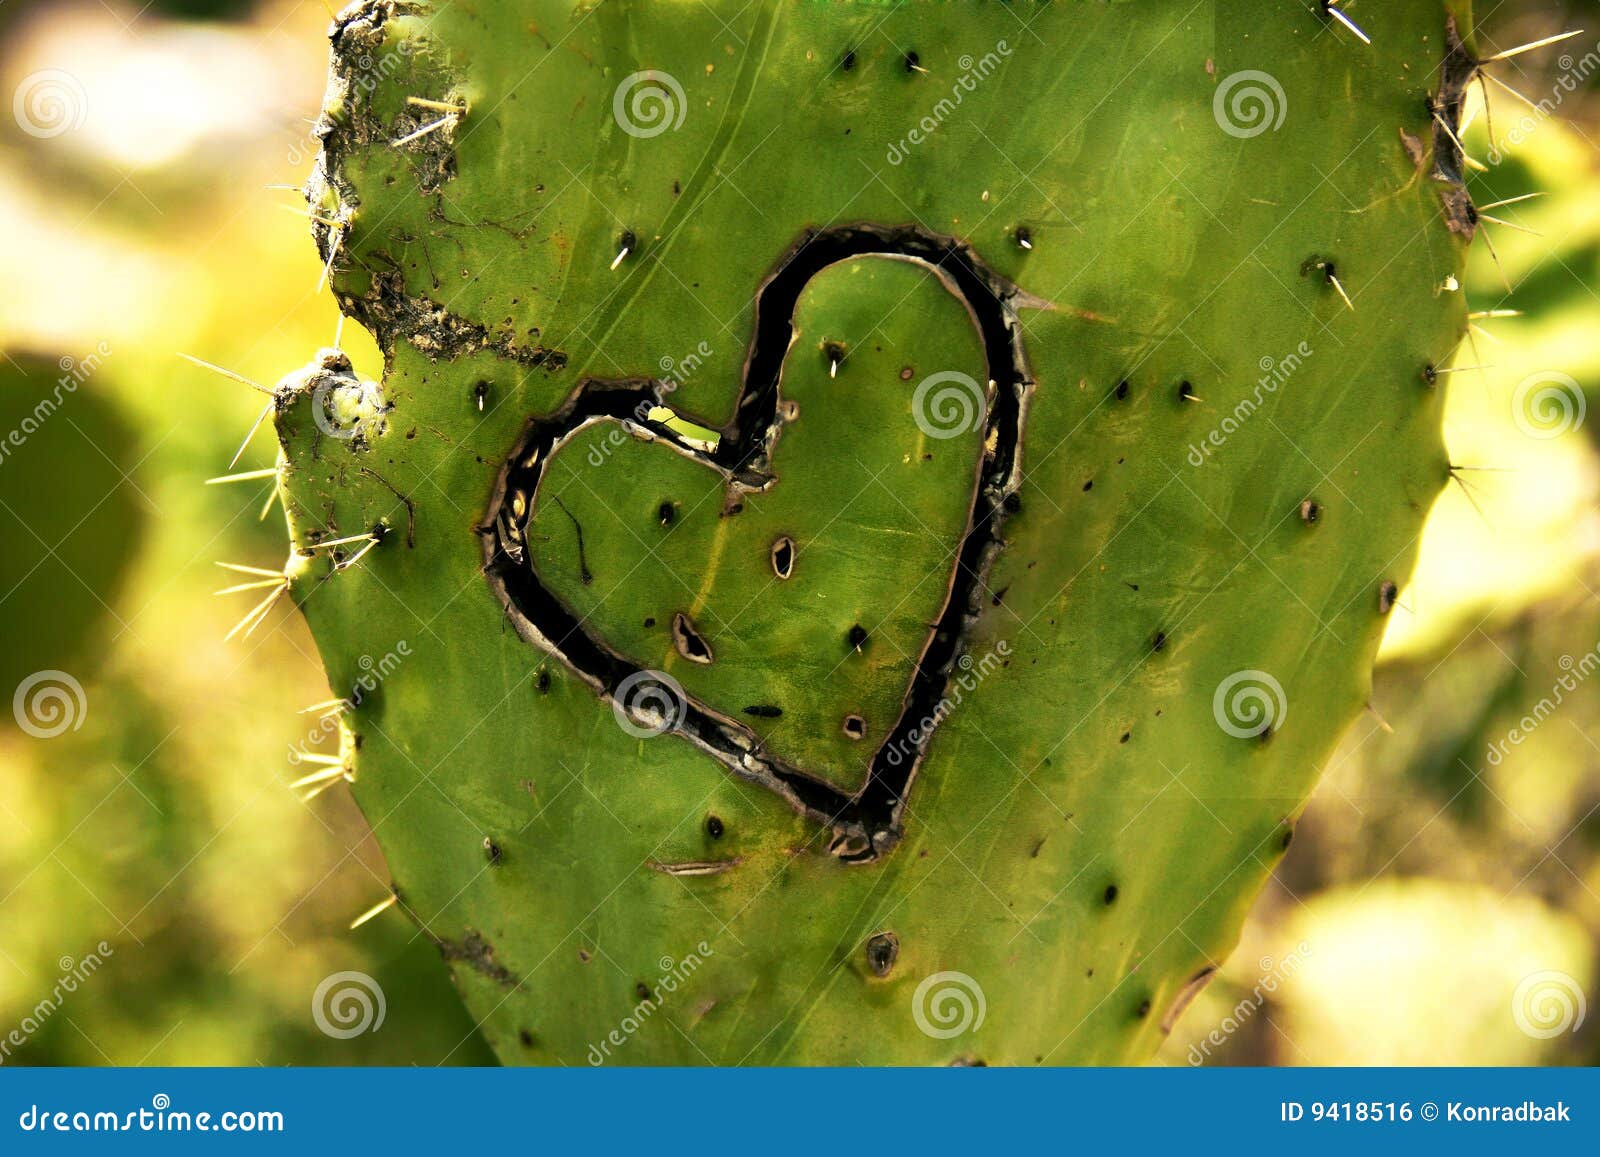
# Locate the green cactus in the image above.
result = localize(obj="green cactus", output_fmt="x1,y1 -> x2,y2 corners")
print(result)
250,0 -> 1500,1063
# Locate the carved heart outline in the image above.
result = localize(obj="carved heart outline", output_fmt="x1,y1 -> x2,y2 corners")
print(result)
483,225 -> 1033,862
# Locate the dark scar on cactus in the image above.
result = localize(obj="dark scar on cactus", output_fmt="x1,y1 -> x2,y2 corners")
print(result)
482,224 -> 1032,863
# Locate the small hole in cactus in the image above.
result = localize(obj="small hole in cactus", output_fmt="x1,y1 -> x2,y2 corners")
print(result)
847,624 -> 869,651
823,340 -> 847,377
636,982 -> 653,1001
472,380 -> 490,411
839,48 -> 857,72
1378,580 -> 1399,614
1003,492 -> 1022,514
536,668 -> 550,693
1103,884 -> 1119,905
643,616 -> 655,628
1422,363 -> 1439,387
706,815 -> 725,839
843,715 -> 866,740
779,399 -> 800,421
577,948 -> 592,963
903,50 -> 921,73
1135,997 -> 1152,1019
672,612 -> 714,664
1082,479 -> 1093,492
865,930 -> 900,978
483,837 -> 502,865
1151,630 -> 1167,653
1177,380 -> 1198,403
518,1029 -> 535,1048
770,536 -> 795,579
743,704 -> 782,718
1014,226 -> 1033,251
1119,731 -> 1130,743
657,501 -> 676,527
613,229 -> 636,270
1280,826 -> 1295,851
1300,498 -> 1321,524
1114,379 -> 1130,401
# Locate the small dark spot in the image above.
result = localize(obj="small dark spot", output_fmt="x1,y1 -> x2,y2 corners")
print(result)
1151,630 -> 1167,653
840,48 -> 856,72
1014,225 -> 1033,250
1003,492 -> 1022,514
1103,884 -> 1119,906
518,1029 -> 535,1048
843,714 -> 866,740
847,624 -> 869,651
1114,379 -> 1130,401
1119,731 -> 1130,744
770,536 -> 795,580
657,501 -> 676,527
536,668 -> 551,694
643,616 -> 656,628
823,340 -> 847,371
743,704 -> 782,718
1378,580 -> 1399,614
1082,479 -> 1094,492
618,229 -> 637,260
483,837 -> 502,865
903,50 -> 920,73
865,931 -> 900,978
1422,363 -> 1439,387
577,948 -> 592,963
1280,825 -> 1295,850
1177,380 -> 1197,402
991,585 -> 1009,607
706,814 -> 725,839
636,982 -> 653,1002
1135,998 -> 1152,1019
1300,498 -> 1321,525
948,1056 -> 987,1067
672,612 -> 714,664
472,380 -> 490,410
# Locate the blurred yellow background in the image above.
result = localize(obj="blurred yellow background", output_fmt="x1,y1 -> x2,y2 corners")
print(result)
0,0 -> 1595,1065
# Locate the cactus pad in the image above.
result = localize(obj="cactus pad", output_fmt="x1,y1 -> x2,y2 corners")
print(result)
270,0 -> 1478,1063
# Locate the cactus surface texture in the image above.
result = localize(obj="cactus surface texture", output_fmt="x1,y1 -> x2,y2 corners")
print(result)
274,0 -> 1477,1063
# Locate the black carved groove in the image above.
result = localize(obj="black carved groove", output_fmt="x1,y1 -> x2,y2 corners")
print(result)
482,225 -> 1031,862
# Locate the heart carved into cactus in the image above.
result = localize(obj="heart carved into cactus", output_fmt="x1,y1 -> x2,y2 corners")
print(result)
486,226 -> 1031,860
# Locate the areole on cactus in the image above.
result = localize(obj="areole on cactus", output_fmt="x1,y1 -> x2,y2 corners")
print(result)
247,0 -> 1502,1063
